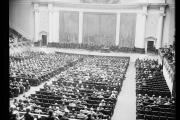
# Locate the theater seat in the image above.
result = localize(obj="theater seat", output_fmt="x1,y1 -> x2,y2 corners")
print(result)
152,115 -> 159,120
167,117 -> 176,120
145,114 -> 153,120
137,114 -> 145,119
159,116 -> 168,120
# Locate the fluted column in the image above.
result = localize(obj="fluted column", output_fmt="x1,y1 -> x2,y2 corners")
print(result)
135,6 -> 147,51
115,12 -> 120,46
48,4 -> 53,43
78,11 -> 83,44
34,4 -> 39,43
52,11 -> 60,43
156,7 -> 165,49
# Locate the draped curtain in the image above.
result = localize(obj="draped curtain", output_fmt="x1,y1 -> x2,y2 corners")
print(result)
59,11 -> 79,44
83,12 -> 116,46
119,13 -> 136,48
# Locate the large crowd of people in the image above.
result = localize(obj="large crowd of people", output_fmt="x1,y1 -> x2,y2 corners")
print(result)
9,55 -> 130,120
9,27 -> 32,53
135,59 -> 176,120
10,51 -> 46,61
159,42 -> 175,67
9,52 -> 83,98
9,52 -> 81,79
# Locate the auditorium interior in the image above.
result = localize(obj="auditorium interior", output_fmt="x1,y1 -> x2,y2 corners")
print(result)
9,0 -> 175,120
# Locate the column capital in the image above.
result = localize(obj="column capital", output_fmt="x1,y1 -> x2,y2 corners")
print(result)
48,3 -> 53,9
139,12 -> 148,16
34,3 -> 39,13
34,3 -> 39,9
142,5 -> 148,13
160,6 -> 165,12
34,9 -> 39,13
79,11 -> 84,14
159,13 -> 166,17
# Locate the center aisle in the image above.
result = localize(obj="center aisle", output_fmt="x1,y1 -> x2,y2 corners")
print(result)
111,62 -> 136,120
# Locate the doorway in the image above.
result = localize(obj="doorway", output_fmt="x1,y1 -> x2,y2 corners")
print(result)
42,35 -> 47,46
147,41 -> 155,53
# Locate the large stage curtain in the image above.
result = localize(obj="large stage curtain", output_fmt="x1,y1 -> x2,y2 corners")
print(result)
119,13 -> 136,48
59,11 -> 79,43
83,12 -> 116,46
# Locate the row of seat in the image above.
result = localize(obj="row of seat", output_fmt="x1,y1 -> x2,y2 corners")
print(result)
135,59 -> 175,120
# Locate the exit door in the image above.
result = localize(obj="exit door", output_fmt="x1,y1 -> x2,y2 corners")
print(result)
147,41 -> 155,53
42,35 -> 47,46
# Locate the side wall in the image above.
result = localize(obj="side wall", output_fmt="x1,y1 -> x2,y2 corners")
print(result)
162,6 -> 175,47
9,0 -> 34,40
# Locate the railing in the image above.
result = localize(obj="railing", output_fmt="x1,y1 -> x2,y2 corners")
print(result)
159,49 -> 175,95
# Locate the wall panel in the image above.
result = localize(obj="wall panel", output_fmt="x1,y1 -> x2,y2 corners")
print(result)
145,13 -> 159,38
39,11 -> 49,35
9,1 -> 34,40
119,13 -> 136,48
83,12 -> 116,46
59,11 -> 79,43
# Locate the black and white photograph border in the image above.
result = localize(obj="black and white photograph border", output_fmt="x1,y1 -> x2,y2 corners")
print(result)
9,0 -> 175,120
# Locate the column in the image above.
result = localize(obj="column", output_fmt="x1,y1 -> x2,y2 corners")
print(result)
78,11 -> 83,44
115,13 -> 120,46
156,7 -> 165,49
34,4 -> 39,43
52,11 -> 59,43
48,4 -> 53,43
135,6 -> 147,51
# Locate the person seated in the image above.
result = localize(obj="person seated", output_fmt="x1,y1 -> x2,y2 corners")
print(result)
149,95 -> 156,101
13,99 -> 19,107
90,107 -> 96,115
20,107 -> 34,120
9,105 -> 20,120
112,88 -> 118,95
98,93 -> 104,99
156,96 -> 162,105
80,106 -> 91,114
34,106 -> 42,114
86,114 -> 95,120
46,110 -> 56,120
63,106 -> 70,113
99,99 -> 106,107
143,94 -> 150,103
109,92 -> 116,99
54,107 -> 64,118
77,111 -> 88,119
17,99 -> 24,111
164,98 -> 171,105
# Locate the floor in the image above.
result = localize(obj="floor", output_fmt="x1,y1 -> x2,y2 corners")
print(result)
10,47 -> 159,120
111,62 -> 136,120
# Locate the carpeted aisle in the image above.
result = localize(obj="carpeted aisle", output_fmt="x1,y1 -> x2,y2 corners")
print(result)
111,62 -> 136,120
